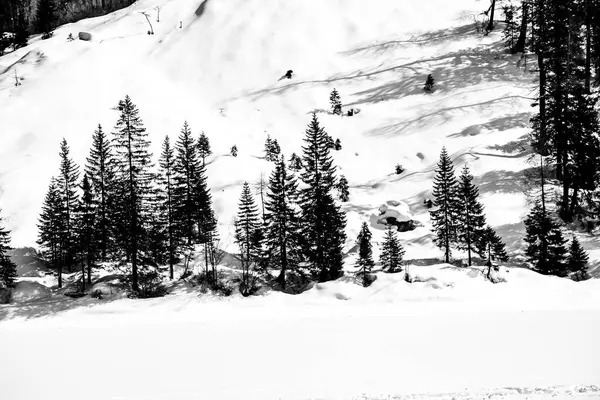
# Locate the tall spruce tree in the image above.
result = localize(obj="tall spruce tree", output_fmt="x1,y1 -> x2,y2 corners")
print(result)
429,147 -> 459,263
523,200 -> 568,276
85,124 -> 115,261
57,138 -> 80,277
379,225 -> 404,272
355,222 -> 374,287
13,7 -> 28,49
75,174 -> 96,289
0,210 -> 18,289
158,135 -> 177,279
457,166 -> 487,266
567,236 -> 590,280
234,182 -> 263,294
299,113 -> 347,282
264,156 -> 302,290
195,131 -> 210,167
112,95 -> 154,292
37,177 -> 63,277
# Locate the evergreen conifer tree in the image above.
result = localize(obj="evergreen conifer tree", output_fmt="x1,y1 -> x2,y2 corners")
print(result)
264,156 -> 302,290
299,113 -> 347,282
234,182 -> 263,295
85,124 -> 115,261
197,131 -> 212,167
429,147 -> 459,263
230,145 -> 238,157
334,138 -> 342,151
57,138 -> 80,279
355,222 -> 374,287
264,135 -> 273,161
523,201 -> 568,276
379,225 -> 404,272
13,8 -> 28,49
336,175 -> 350,202
567,236 -> 589,280
288,152 -> 303,171
111,95 -> 154,292
35,0 -> 56,38
37,178 -> 63,274
457,166 -> 487,266
74,174 -> 96,289
158,135 -> 177,279
0,210 -> 18,289
424,74 -> 435,92
478,225 -> 508,266
330,88 -> 342,115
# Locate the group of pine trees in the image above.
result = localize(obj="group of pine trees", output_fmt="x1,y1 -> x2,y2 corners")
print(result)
429,147 -> 508,267
37,96 -> 217,295
0,210 -> 18,290
354,222 -> 405,287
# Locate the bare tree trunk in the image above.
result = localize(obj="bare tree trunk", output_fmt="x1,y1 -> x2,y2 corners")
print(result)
585,0 -> 592,93
486,0 -> 497,32
513,1 -> 528,53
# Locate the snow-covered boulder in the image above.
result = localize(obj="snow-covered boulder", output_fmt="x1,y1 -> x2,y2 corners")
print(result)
89,283 -> 115,299
371,201 -> 420,232
78,32 -> 92,41
11,281 -> 51,304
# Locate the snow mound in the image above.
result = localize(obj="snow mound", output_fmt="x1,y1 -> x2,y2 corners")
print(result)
10,281 -> 52,304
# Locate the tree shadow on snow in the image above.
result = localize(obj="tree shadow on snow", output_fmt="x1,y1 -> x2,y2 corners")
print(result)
447,112 -> 531,139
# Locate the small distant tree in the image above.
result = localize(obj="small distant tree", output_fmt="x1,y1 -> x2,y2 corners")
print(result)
456,166 -> 486,266
330,88 -> 342,115
234,182 -> 263,296
355,222 -> 375,287
395,164 -> 404,174
424,74 -> 435,92
197,131 -> 212,166
271,139 -> 281,158
379,225 -> 405,272
567,237 -> 589,281
336,175 -> 350,202
264,135 -> 281,162
0,210 -> 18,289
230,145 -> 238,157
334,138 -> 342,151
478,225 -> 508,267
288,152 -> 303,171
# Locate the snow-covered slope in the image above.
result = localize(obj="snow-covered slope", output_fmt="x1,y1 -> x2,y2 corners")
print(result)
0,0 -> 546,263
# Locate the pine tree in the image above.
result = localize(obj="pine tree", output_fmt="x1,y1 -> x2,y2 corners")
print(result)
264,156 -> 302,290
271,139 -> 281,158
355,222 -> 374,287
334,138 -> 342,151
85,124 -> 115,261
424,74 -> 435,92
502,3 -> 519,51
523,200 -> 568,276
299,113 -> 347,282
429,147 -> 459,263
330,88 -> 342,115
567,236 -> 589,280
478,225 -> 508,266
173,121 -> 201,246
158,135 -> 177,279
13,7 -> 28,49
35,0 -> 56,38
234,182 -> 263,295
457,166 -> 487,266
264,135 -> 274,161
197,131 -> 212,167
57,138 -> 80,278
37,178 -> 63,275
288,152 -> 303,171
230,145 -> 238,157
74,174 -> 96,289
111,95 -> 154,292
336,175 -> 350,202
0,210 -> 18,289
379,225 -> 405,272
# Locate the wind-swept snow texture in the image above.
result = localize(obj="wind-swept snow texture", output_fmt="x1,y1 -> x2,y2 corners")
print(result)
0,0 -> 546,262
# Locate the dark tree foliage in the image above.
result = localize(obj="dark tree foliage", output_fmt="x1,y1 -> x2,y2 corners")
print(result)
355,222 -> 375,287
299,113 -> 347,282
57,138 -> 80,280
334,138 -> 342,151
264,135 -> 281,162
36,0 -> 57,38
524,200 -> 568,276
13,7 -> 28,49
288,152 -> 303,171
74,174 -> 96,288
478,225 -> 508,266
330,88 -> 342,115
230,145 -> 238,157
112,95 -> 154,292
85,124 -> 115,261
0,210 -> 18,289
37,178 -> 63,273
336,175 -> 350,202
429,147 -> 459,263
567,236 -> 590,280
457,166 -> 487,266
264,156 -> 302,290
379,225 -> 404,273
197,131 -> 212,166
423,74 -> 435,92
158,135 -> 177,279
234,182 -> 263,295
